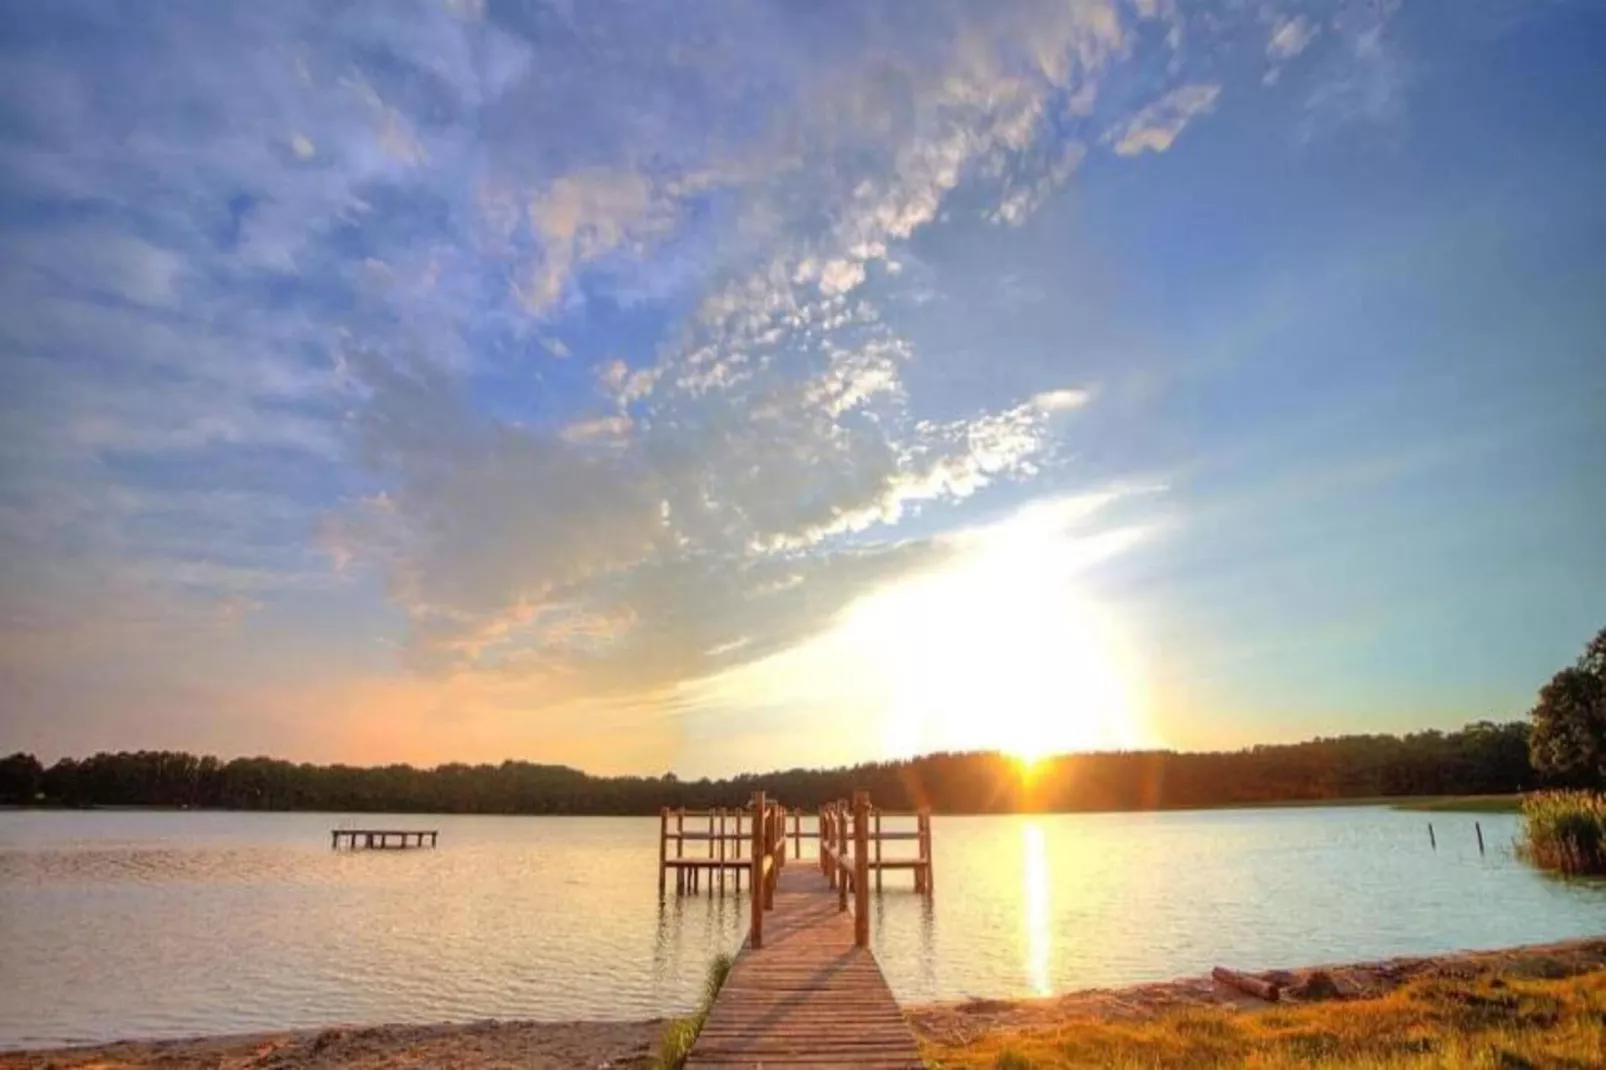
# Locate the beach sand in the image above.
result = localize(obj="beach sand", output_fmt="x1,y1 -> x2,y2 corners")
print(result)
6,938 -> 1603,1069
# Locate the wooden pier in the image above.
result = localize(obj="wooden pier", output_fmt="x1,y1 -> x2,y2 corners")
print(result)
659,801 -> 932,897
686,790 -> 924,1068
330,828 -> 438,850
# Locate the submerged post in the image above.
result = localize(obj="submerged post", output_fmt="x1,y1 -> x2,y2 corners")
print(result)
1476,821 -> 1485,855
874,807 -> 883,892
658,807 -> 668,896
750,790 -> 766,949
921,808 -> 934,895
1428,822 -> 1437,850
853,790 -> 870,948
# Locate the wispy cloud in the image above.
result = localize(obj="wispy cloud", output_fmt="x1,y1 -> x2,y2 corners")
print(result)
0,0 -> 1440,763
1105,84 -> 1223,156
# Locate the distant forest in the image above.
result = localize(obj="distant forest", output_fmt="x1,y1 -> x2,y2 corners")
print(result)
0,720 -> 1540,814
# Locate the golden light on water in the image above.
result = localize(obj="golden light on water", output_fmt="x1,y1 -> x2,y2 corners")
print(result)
1023,821 -> 1052,996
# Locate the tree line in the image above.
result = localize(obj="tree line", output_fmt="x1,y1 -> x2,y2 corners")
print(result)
0,720 -> 1538,814
6,625 -> 1598,816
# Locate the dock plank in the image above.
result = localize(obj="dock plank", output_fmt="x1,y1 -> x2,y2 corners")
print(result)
687,867 -> 921,1070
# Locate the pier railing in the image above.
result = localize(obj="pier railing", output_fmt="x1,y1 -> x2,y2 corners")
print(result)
657,791 -> 933,949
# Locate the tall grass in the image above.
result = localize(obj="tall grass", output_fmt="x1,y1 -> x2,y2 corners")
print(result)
923,969 -> 1606,1069
1517,790 -> 1606,876
656,952 -> 735,1069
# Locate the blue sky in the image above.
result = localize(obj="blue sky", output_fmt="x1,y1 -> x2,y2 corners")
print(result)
1,0 -> 1602,776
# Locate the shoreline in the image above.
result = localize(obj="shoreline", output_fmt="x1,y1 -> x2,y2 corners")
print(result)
5,937 -> 1603,1069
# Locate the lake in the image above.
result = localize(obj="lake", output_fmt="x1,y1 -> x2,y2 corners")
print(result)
2,807 -> 1602,1050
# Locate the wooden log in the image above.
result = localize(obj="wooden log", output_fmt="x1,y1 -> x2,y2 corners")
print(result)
1213,967 -> 1280,1002
853,791 -> 870,948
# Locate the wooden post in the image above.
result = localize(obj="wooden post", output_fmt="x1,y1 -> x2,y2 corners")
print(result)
921,809 -> 934,895
854,791 -> 870,948
822,808 -> 832,884
750,792 -> 766,949
658,808 -> 668,896
331,830 -> 338,850
770,803 -> 783,906
874,807 -> 883,892
1476,821 -> 1485,855
793,808 -> 801,861
837,804 -> 850,913
1428,822 -> 1436,850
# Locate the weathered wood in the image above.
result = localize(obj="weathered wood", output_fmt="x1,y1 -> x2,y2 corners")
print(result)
1213,966 -> 1281,1002
750,790 -> 767,950
687,866 -> 920,1069
853,791 -> 870,948
331,829 -> 438,850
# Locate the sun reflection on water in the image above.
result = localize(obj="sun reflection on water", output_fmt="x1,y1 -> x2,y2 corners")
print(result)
1023,821 -> 1051,996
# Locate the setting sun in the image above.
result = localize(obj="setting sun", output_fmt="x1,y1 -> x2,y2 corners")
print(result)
838,498 -> 1150,762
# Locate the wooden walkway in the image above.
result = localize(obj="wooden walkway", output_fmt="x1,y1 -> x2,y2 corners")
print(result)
688,866 -> 922,1068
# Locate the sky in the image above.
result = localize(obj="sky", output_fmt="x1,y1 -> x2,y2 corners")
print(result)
1,0 -> 1602,778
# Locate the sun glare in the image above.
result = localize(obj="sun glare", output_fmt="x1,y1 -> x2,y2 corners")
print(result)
840,501 -> 1148,761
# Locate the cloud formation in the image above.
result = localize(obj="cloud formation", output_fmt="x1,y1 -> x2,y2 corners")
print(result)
0,0 -> 1415,765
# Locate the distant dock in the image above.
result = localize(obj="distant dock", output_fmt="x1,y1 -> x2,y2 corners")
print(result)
331,828 -> 438,850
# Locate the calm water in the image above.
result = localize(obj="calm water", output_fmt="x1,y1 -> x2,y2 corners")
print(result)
2,807 -> 1602,1049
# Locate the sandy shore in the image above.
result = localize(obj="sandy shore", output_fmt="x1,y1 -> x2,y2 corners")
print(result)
6,938 -> 1603,1069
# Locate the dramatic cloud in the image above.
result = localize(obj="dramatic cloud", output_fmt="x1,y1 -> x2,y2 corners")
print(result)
0,0 -> 1429,766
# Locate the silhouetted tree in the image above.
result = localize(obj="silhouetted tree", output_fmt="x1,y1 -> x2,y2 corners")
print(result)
0,752 -> 44,803
1529,627 -> 1606,787
11,720 -> 1542,815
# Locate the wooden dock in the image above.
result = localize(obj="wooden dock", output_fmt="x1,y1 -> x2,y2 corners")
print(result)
687,791 -> 923,1069
659,801 -> 932,896
330,828 -> 438,850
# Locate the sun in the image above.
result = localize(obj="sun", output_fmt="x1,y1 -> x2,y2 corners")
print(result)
838,510 -> 1147,761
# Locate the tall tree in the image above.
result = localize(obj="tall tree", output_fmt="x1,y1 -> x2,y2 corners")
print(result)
0,752 -> 44,803
1529,628 -> 1606,787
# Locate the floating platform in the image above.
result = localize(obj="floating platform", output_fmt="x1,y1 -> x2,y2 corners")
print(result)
331,828 -> 438,850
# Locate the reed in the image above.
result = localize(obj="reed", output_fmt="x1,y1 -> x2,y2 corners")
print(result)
655,952 -> 735,1069
1517,790 -> 1606,876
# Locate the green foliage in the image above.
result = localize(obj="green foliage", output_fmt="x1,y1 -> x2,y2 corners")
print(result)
1528,627 -> 1606,787
655,1018 -> 700,1069
655,953 -> 736,1069
702,952 -> 734,1007
7,719 -> 1541,814
1518,790 -> 1606,875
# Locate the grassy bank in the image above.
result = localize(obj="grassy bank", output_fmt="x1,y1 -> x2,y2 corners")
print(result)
1518,790 -> 1606,876
922,969 -> 1606,1069
1390,794 -> 1522,813
655,952 -> 733,1068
